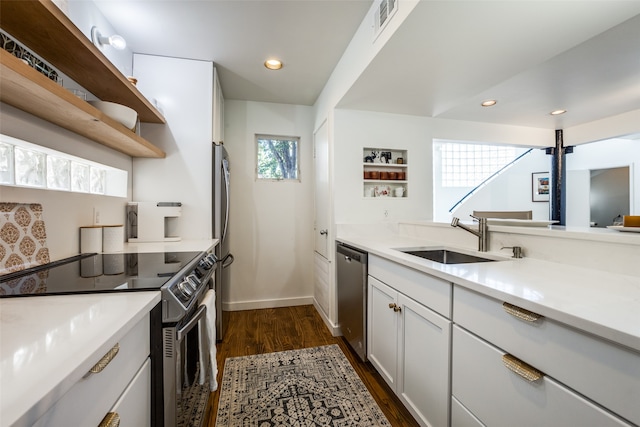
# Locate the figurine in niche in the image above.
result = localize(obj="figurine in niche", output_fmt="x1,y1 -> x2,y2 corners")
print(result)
364,151 -> 378,163
380,151 -> 392,163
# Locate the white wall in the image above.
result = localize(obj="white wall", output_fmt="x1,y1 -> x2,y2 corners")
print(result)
0,104 -> 132,261
334,109 -> 432,223
313,0 -> 420,130
65,1 -> 134,78
224,100 -> 315,309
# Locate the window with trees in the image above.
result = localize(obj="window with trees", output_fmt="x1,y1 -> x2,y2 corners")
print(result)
256,135 -> 299,181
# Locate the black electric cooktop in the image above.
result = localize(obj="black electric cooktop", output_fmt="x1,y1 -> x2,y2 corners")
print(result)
0,251 -> 201,297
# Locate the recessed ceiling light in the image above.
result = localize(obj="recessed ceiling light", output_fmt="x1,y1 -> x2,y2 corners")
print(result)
481,100 -> 497,107
550,109 -> 567,115
264,59 -> 283,70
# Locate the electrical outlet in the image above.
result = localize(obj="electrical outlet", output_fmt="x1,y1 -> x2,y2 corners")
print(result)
94,208 -> 101,225
384,209 -> 389,218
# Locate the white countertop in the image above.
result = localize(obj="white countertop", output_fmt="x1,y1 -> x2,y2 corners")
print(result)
0,292 -> 160,427
337,233 -> 640,353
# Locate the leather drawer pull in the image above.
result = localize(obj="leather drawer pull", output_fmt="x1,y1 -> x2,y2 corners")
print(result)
502,354 -> 543,382
503,302 -> 543,322
89,343 -> 120,374
98,412 -> 120,427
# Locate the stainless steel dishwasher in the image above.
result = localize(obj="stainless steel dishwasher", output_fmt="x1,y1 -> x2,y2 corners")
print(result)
336,242 -> 368,361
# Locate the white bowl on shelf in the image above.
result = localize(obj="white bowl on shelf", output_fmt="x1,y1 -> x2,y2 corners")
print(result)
88,101 -> 137,130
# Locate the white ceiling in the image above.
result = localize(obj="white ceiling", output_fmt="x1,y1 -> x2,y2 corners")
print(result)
93,0 -> 373,106
337,1 -> 640,130
94,0 -> 640,130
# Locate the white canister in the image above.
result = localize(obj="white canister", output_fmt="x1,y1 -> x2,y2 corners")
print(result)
394,187 -> 405,197
80,226 -> 102,253
102,225 -> 124,252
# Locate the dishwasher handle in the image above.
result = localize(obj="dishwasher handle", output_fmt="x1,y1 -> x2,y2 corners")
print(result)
336,243 -> 368,264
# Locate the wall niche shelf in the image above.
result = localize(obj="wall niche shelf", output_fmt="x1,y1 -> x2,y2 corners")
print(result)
363,147 -> 408,198
0,0 -> 166,158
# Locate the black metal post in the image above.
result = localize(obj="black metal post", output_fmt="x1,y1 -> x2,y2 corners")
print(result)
545,129 -> 573,225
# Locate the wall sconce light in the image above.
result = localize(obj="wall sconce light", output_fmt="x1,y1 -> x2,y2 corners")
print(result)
91,26 -> 127,50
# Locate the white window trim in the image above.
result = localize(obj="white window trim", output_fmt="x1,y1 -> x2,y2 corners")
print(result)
255,134 -> 301,182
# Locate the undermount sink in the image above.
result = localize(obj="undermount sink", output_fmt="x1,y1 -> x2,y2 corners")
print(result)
399,249 -> 498,264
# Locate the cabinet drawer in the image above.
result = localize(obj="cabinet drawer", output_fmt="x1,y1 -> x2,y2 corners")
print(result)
34,314 -> 150,427
369,255 -> 451,318
453,285 -> 640,425
103,358 -> 151,427
451,396 -> 484,427
452,326 -> 632,427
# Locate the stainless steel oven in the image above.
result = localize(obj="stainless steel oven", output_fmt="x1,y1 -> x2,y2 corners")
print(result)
161,251 -> 217,427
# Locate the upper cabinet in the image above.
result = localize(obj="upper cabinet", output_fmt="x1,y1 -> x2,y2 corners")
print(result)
0,0 -> 166,158
212,67 -> 224,144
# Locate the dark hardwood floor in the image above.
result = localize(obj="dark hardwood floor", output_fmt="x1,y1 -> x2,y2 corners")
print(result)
205,305 -> 420,427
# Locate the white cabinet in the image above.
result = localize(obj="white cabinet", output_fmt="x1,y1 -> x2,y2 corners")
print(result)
213,66 -> 225,143
452,285 -> 638,426
133,54 -> 218,240
368,276 -> 399,387
398,292 -> 451,427
33,314 -> 151,427
105,358 -> 152,427
363,147 -> 408,198
368,261 -> 451,427
452,325 -> 631,427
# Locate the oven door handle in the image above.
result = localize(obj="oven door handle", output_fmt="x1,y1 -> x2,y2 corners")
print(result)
177,305 -> 207,341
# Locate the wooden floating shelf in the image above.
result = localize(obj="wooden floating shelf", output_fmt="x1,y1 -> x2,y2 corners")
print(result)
1,50 -> 165,158
0,0 -> 165,124
0,0 -> 166,158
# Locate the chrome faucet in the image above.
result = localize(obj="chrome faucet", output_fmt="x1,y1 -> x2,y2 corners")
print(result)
451,215 -> 489,252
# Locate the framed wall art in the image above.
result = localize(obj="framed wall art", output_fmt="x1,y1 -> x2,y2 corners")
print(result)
532,172 -> 549,202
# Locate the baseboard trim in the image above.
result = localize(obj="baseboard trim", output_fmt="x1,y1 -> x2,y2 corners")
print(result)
223,296 -> 314,312
313,299 -> 341,337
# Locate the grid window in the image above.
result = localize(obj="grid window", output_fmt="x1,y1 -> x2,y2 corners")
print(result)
440,143 -> 517,187
256,135 -> 299,180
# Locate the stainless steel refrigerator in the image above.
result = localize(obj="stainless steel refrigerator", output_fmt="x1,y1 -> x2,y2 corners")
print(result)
213,143 -> 233,341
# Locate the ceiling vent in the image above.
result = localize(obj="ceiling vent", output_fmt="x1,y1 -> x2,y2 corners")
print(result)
373,0 -> 398,40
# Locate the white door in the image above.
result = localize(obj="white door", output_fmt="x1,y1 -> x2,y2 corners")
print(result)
314,120 -> 330,259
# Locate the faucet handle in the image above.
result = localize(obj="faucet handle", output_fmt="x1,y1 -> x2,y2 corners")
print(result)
470,214 -> 487,224
501,246 -> 523,258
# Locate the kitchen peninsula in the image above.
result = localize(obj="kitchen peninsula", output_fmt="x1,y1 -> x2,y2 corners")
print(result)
337,221 -> 640,426
0,239 -> 217,427
0,292 -> 160,427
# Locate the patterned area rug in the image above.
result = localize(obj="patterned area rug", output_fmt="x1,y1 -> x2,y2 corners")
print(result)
215,344 -> 391,426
